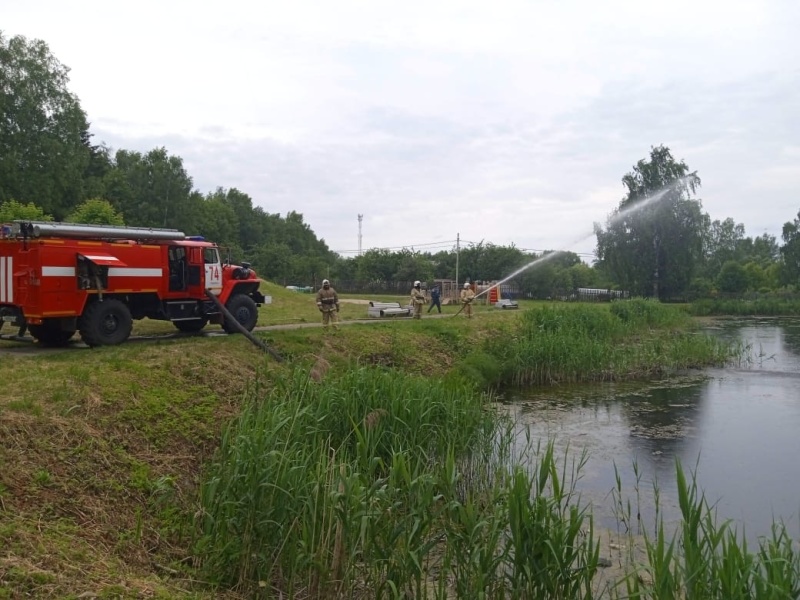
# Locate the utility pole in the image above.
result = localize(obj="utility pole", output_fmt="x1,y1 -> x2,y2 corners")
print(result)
455,233 -> 460,290
358,214 -> 363,256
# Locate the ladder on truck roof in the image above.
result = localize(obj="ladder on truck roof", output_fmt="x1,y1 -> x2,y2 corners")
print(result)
6,220 -> 187,241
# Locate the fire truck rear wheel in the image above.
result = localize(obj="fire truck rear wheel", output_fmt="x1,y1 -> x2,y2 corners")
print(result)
223,294 -> 258,333
79,299 -> 133,347
28,322 -> 76,347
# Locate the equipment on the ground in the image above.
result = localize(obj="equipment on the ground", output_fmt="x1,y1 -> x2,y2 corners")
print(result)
0,220 -> 266,347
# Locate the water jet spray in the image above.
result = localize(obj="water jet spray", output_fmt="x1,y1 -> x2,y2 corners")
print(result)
451,175 -> 695,316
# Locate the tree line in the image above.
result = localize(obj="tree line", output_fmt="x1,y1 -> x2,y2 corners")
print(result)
2,32 -> 798,298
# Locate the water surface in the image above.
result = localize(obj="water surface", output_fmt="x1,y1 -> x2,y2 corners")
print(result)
507,317 -> 800,541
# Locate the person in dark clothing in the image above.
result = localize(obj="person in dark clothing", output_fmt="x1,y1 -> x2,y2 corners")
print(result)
427,285 -> 442,313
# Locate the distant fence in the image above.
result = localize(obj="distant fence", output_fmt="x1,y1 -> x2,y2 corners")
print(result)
574,288 -> 630,302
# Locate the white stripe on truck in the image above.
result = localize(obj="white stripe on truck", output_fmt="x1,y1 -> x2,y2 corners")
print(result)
108,268 -> 162,277
0,257 -> 13,303
41,267 -> 162,278
0,257 -> 6,302
42,266 -> 76,276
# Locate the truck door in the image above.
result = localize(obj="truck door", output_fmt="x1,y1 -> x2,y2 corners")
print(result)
204,247 -> 222,295
168,246 -> 187,292
186,246 -> 204,297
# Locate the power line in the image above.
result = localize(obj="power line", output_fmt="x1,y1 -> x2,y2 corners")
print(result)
333,239 -> 460,254
332,239 -> 597,258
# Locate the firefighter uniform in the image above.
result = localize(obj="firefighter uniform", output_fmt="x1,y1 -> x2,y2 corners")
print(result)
460,284 -> 475,318
410,281 -> 426,319
316,280 -> 340,328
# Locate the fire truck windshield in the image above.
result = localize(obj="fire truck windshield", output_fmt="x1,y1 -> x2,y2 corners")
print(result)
203,248 -> 219,264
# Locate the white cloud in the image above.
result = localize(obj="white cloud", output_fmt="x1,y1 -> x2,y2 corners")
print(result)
4,0 -> 799,259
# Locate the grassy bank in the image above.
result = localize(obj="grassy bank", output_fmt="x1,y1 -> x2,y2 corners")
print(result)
0,293 -> 764,598
460,299 -> 734,388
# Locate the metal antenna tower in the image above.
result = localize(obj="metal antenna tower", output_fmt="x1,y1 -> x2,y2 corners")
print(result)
357,214 -> 363,256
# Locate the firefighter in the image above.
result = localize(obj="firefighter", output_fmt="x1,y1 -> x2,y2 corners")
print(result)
460,282 -> 475,318
316,279 -> 340,329
427,285 -> 442,313
410,280 -> 426,319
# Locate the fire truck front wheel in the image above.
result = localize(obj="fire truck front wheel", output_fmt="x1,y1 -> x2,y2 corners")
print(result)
79,299 -> 134,347
222,294 -> 259,333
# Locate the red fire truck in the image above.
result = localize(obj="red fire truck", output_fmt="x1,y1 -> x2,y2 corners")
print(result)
0,220 -> 266,346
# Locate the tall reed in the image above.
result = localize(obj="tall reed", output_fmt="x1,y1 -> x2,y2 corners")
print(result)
618,460 -> 800,600
483,300 -> 733,387
193,366 -> 605,598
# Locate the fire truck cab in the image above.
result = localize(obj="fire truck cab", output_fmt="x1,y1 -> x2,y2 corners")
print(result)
0,220 -> 266,347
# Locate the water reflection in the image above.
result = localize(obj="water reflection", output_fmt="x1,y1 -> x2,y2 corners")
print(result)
780,320 -> 800,359
507,317 -> 800,541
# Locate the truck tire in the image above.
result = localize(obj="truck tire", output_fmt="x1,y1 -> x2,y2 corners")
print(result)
174,319 -> 207,333
79,299 -> 133,347
28,322 -> 75,347
222,294 -> 258,333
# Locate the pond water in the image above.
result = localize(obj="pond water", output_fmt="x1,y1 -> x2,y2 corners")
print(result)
506,317 -> 800,542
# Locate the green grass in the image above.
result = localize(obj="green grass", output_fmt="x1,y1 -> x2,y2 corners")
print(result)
0,296 -> 755,598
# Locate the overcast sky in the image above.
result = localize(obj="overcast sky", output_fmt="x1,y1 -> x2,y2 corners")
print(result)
5,0 -> 799,258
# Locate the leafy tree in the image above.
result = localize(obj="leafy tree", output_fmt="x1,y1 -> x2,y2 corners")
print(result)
66,198 -> 124,225
780,210 -> 800,286
280,211 -> 332,256
567,262 -> 598,289
0,33 -> 90,216
0,199 -> 52,222
688,277 -> 713,299
191,192 -> 239,246
105,147 -> 194,231
739,233 -> 779,268
595,145 -> 704,298
250,242 -> 294,283
512,251 -> 586,298
717,261 -> 748,294
744,261 -> 773,291
331,254 -> 359,281
355,249 -> 400,282
81,132 -> 112,199
429,248 -> 460,279
517,261 -> 557,299
456,242 -> 527,282
764,263 -> 781,290
702,218 -> 746,277
206,187 -> 264,250
392,248 -> 434,282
